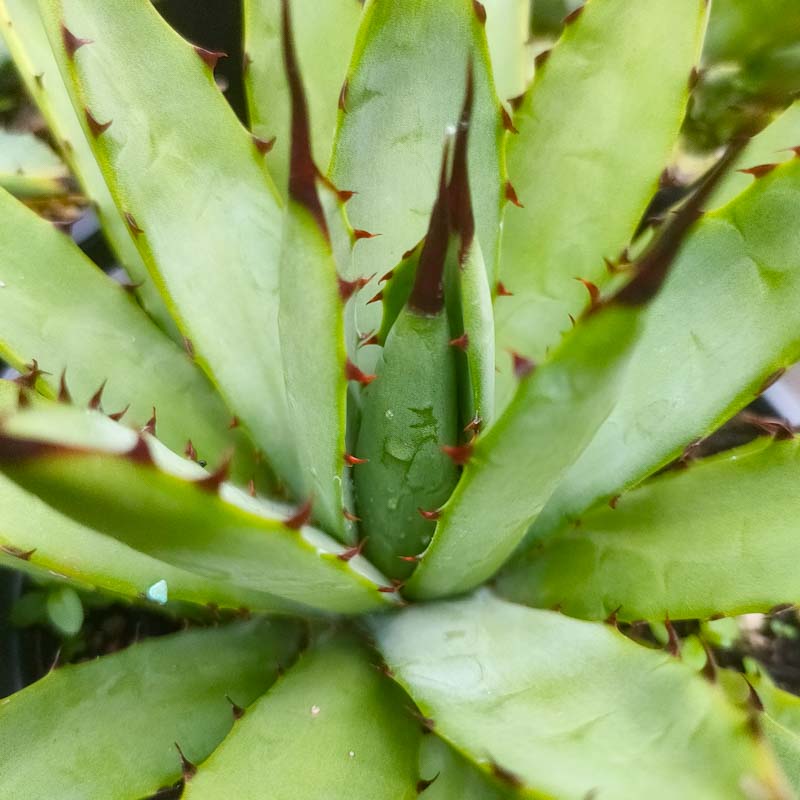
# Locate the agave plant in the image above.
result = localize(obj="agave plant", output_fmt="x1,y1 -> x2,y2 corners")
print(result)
2,0 -> 800,797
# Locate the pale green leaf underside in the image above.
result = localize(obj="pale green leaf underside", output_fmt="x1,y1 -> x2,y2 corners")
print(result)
279,200 -> 350,542
480,0 -> 533,102
0,0 -> 174,333
529,155 -> 800,543
0,128 -> 68,198
0,190 -> 253,479
329,0 -> 505,365
500,437 -> 800,621
0,620 -> 303,800
243,0 -> 363,197
185,636 -> 420,800
371,592 -> 787,800
38,0 -> 302,490
406,307 -> 640,600
494,0 -> 706,413
0,406 -> 393,614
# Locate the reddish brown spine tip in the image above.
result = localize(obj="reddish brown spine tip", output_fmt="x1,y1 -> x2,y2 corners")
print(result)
343,509 -> 361,522
490,761 -> 524,789
175,743 -> 197,781
788,145 -> 800,157
226,695 -> 246,720
338,274 -> 372,301
88,380 -> 106,410
284,497 -> 313,529
449,333 -> 469,351
228,416 -> 240,430
380,269 -> 394,283
246,479 -> 256,498
745,679 -> 764,712
345,358 -> 377,385
398,554 -> 421,563
344,453 -> 369,465
124,211 -> 144,236
337,539 -> 367,562
608,494 -> 620,509
108,405 -> 129,422
563,4 -> 585,25
252,134 -> 276,155
568,313 -> 576,327
378,579 -> 405,594
366,290 -> 384,305
58,370 -> 72,404
510,351 -> 536,379
358,332 -> 380,348
193,45 -> 227,71
441,442 -> 473,466
127,436 -> 153,465
184,439 -> 198,461
338,79 -> 349,112
15,360 -> 48,389
417,507 -> 441,521
61,23 -> 92,59
687,66 -> 701,91
575,277 -> 601,310
500,106 -> 519,134
472,0 -> 487,24
738,163 -> 779,179
353,228 -> 380,240
337,188 -> 356,203
142,407 -> 157,437
604,606 -> 621,627
534,48 -> 552,68
182,336 -> 195,359
495,281 -> 513,297
196,454 -> 231,493
758,367 -> 785,395
417,773 -> 440,793
84,108 -> 112,138
664,615 -> 681,657
0,545 -> 36,561
505,180 -> 523,207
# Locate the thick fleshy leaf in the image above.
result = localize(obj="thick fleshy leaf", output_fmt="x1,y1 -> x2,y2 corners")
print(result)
38,0 -> 301,490
494,0 -> 706,412
712,101 -> 800,209
329,0 -> 505,362
0,406 -> 394,613
0,128 -> 68,198
500,437 -> 800,621
405,306 -> 640,600
184,636 -> 421,799
747,662 -> 800,793
243,0 -> 362,197
0,619 -> 303,800
529,154 -> 800,543
371,592 -> 789,800
0,189 -> 256,480
0,0 -> 174,333
481,0 -> 532,102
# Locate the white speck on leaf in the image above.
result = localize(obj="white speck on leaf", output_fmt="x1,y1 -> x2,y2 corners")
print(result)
146,579 -> 168,605
311,705 -> 321,717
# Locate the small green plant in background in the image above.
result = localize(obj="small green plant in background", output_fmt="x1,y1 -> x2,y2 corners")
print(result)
1,0 -> 800,797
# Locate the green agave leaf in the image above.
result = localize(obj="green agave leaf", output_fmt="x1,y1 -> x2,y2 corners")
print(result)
0,405 -> 394,614
747,662 -> 800,792
38,0 -> 302,491
0,189 -> 256,482
0,128 -> 69,198
371,592 -> 790,800
278,4 -> 351,542
243,0 -> 363,197
329,0 -> 505,362
376,242 -> 422,345
184,635 -> 420,799
528,154 -> 800,545
494,0 -> 706,412
480,0 -> 532,102
0,0 -> 174,334
712,101 -> 800,210
499,437 -> 800,621
405,305 -> 641,600
0,619 -> 303,800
